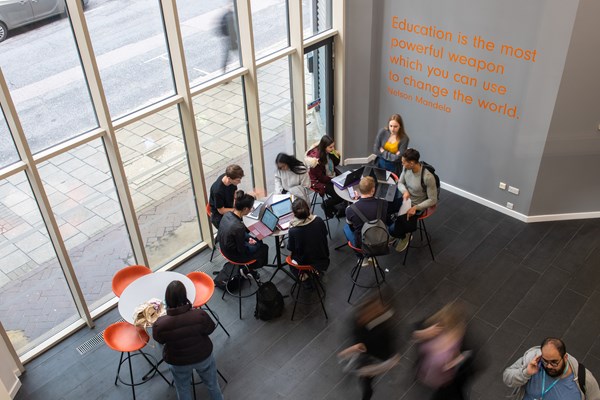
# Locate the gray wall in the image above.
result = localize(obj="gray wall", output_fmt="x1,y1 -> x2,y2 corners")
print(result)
529,0 -> 600,215
343,0 -> 599,218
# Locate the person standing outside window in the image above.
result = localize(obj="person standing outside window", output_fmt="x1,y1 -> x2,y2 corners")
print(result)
153,280 -> 224,400
372,114 -> 409,175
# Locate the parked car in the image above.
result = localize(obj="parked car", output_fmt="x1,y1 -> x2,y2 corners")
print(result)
0,0 -> 88,43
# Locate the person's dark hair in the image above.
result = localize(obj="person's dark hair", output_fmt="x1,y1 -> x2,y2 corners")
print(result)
541,337 -> 567,358
165,280 -> 190,308
234,190 -> 255,211
225,164 -> 244,180
292,198 -> 311,220
402,148 -> 420,163
317,135 -> 334,165
276,153 -> 307,175
387,114 -> 406,140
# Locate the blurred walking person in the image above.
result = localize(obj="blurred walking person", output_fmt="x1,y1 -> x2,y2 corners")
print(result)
219,6 -> 238,73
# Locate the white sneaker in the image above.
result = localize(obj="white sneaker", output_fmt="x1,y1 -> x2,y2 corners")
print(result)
361,258 -> 373,267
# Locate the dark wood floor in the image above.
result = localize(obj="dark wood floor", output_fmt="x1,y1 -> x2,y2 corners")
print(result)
14,190 -> 600,400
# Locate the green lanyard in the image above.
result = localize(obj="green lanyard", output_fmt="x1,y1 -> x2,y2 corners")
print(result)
540,363 -> 568,399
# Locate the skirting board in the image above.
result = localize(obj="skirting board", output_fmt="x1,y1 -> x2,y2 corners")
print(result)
9,378 -> 21,399
441,182 -> 600,223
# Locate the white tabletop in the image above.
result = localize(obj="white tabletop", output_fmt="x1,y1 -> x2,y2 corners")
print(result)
118,271 -> 196,324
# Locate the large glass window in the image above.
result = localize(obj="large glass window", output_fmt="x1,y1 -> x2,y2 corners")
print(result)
0,0 -> 97,156
38,141 -> 134,309
194,78 -> 253,195
0,173 -> 79,356
177,0 -> 242,87
302,0 -> 332,38
0,107 -> 19,168
258,57 -> 294,193
252,0 -> 290,59
304,43 -> 332,144
85,0 -> 175,118
116,106 -> 201,268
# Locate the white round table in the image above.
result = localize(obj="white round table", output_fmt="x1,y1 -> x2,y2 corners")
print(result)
118,271 -> 196,324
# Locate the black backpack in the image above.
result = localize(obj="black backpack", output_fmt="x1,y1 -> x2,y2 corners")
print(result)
579,363 -> 587,395
213,263 -> 243,292
254,281 -> 284,320
420,161 -> 441,199
350,201 -> 390,256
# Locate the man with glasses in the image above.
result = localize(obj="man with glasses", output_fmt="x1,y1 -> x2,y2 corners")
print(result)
209,164 -> 244,228
503,337 -> 600,399
389,148 -> 438,252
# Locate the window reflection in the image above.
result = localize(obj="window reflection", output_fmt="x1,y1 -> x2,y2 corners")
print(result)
0,106 -> 19,168
252,0 -> 290,59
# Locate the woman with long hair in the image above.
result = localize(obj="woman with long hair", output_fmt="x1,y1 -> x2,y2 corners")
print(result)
304,135 -> 345,218
372,114 -> 409,175
287,198 -> 329,274
274,153 -> 311,203
153,280 -> 223,400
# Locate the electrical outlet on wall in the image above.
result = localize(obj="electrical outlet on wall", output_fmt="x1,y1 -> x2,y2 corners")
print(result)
508,186 -> 520,195
506,202 -> 514,210
499,182 -> 507,190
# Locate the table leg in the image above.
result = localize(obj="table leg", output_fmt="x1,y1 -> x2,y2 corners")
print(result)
267,236 -> 295,281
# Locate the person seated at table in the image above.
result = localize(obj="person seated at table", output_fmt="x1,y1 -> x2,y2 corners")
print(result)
390,148 -> 438,253
218,190 -> 269,277
344,176 -> 388,250
153,280 -> 224,400
287,198 -> 330,275
209,164 -> 244,229
305,135 -> 346,219
372,114 -> 409,175
274,152 -> 311,204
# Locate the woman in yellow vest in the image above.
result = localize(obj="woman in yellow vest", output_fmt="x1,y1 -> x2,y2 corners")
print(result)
372,114 -> 409,175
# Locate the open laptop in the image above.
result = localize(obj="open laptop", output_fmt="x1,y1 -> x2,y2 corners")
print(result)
270,197 -> 294,230
374,181 -> 397,202
332,166 -> 365,189
247,207 -> 279,240
246,199 -> 265,219
363,166 -> 390,183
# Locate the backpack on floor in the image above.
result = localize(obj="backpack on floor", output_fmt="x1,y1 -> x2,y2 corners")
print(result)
254,281 -> 284,321
213,262 -> 243,292
350,200 -> 390,256
420,161 -> 441,199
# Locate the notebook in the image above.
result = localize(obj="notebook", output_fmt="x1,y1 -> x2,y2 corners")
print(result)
247,207 -> 279,240
270,197 -> 294,230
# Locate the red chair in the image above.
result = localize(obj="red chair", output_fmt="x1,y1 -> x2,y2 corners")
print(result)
218,249 -> 258,319
206,203 -> 218,262
112,265 -> 151,297
187,271 -> 230,337
103,321 -> 170,399
403,205 -> 436,265
285,255 -> 327,320
346,241 -> 386,304
390,172 -> 399,182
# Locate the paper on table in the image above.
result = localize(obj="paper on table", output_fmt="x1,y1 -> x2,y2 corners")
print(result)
398,198 -> 412,216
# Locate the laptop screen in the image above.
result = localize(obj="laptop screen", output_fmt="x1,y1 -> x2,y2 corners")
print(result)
261,208 -> 279,231
271,198 -> 292,217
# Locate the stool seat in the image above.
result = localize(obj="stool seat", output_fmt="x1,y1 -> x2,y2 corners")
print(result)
104,322 -> 149,353
112,265 -> 151,297
218,249 -> 259,319
403,206 -> 436,265
285,255 -> 327,320
285,255 -> 316,272
346,242 -> 386,304
187,271 -> 215,307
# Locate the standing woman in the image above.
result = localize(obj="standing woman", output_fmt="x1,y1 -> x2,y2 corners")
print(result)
372,114 -> 409,175
274,153 -> 311,204
152,280 -> 224,400
304,135 -> 345,218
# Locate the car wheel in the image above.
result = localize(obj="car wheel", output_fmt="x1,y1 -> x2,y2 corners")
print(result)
0,21 -> 8,43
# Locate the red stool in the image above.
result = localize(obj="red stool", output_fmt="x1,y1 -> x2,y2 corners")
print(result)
285,255 -> 327,320
187,271 -> 230,337
390,172 -> 399,182
112,265 -> 151,297
347,241 -> 386,304
103,321 -> 170,399
403,206 -> 436,265
218,249 -> 259,319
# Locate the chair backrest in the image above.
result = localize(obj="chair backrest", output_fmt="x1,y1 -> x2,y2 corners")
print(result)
187,271 -> 215,308
112,265 -> 151,297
